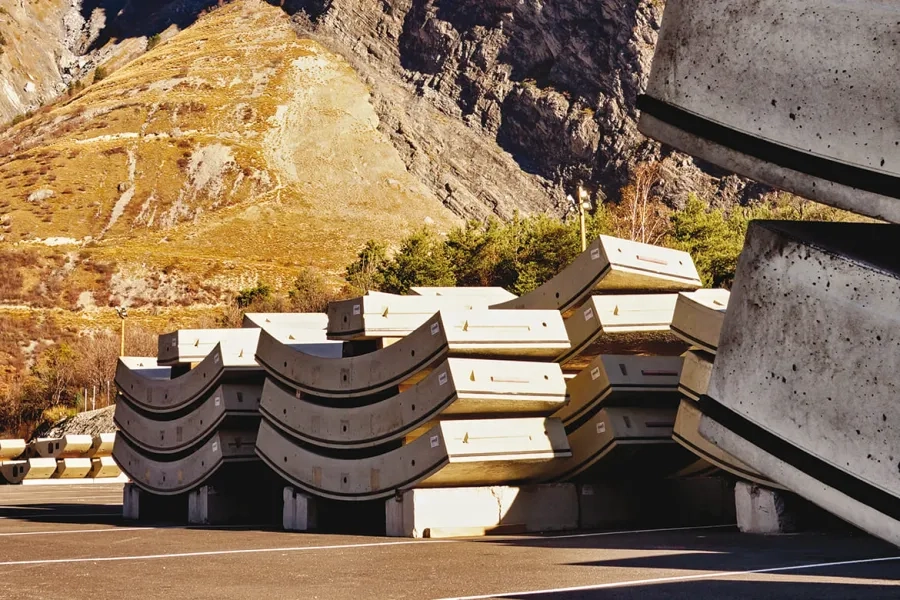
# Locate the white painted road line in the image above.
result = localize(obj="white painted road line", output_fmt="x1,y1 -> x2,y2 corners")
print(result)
0,527 -> 147,537
0,512 -> 118,520
0,523 -> 278,537
0,539 -> 457,567
437,555 -> 900,600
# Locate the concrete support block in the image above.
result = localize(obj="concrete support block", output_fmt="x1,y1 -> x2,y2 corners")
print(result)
188,485 -> 246,525
735,481 -> 797,534
123,482 -> 141,520
385,484 -> 578,538
282,486 -> 318,531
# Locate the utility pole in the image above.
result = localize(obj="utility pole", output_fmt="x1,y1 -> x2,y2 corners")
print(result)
577,185 -> 589,251
115,307 -> 128,356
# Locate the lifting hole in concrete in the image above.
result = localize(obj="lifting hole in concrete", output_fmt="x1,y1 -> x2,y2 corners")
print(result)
411,404 -> 416,411
411,460 -> 416,467
411,350 -> 416,357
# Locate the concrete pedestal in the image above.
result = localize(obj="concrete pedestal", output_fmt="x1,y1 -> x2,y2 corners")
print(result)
735,481 -> 797,534
189,485 -> 248,525
283,486 -> 318,531
123,482 -> 141,520
385,484 -> 578,538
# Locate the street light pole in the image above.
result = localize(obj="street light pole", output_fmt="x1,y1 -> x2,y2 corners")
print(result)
115,307 -> 128,357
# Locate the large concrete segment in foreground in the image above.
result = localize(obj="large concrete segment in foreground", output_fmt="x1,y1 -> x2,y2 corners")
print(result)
257,311 -> 569,399
557,354 -> 682,426
256,418 -> 570,501
557,294 -> 686,369
113,430 -> 258,495
701,221 -> 900,546
116,344 -> 263,414
491,235 -> 700,315
115,383 -> 261,454
639,0 -> 900,223
260,358 -> 567,449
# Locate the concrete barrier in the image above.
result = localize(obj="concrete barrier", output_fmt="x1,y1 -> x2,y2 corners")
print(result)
256,310 -> 569,399
700,220 -> 900,546
88,456 -> 122,479
410,287 -> 517,303
86,433 -> 116,458
242,313 -> 328,331
255,418 -> 571,501
327,295 -> 492,340
116,344 -> 263,415
113,430 -> 258,495
259,358 -> 567,450
556,354 -> 682,427
491,235 -> 700,315
115,383 -> 262,454
639,0 -> 900,223
670,289 -> 730,354
0,439 -> 25,460
0,458 -> 57,483
53,458 -> 93,479
29,434 -> 93,459
557,294 -> 686,370
385,484 -> 578,537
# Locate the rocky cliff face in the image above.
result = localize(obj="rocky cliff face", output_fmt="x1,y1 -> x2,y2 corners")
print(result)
276,0 -> 766,217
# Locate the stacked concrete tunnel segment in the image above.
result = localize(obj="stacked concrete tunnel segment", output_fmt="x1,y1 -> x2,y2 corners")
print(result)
1,433 -> 121,484
637,0 -> 900,223
696,221 -> 900,546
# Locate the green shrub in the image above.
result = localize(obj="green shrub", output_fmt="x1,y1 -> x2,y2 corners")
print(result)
147,34 -> 161,50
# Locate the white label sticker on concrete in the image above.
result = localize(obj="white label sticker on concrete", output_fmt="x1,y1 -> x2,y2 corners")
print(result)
438,372 -> 448,386
430,435 -> 440,448
596,422 -> 606,434
352,304 -> 361,316
214,396 -> 221,407
591,367 -> 601,380
584,307 -> 594,321
212,442 -> 219,453
591,248 -> 601,260
431,323 -> 440,336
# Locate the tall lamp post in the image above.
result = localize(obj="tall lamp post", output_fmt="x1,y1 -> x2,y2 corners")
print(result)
567,186 -> 593,252
115,307 -> 128,357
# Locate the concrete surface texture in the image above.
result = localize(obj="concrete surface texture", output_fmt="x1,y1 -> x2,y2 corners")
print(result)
558,294 -> 687,368
241,313 -> 328,331
410,287 -> 517,303
114,383 -> 261,455
0,458 -> 57,483
639,0 -> 900,222
115,345 -> 263,414
0,439 -> 26,460
702,221 -> 900,546
86,433 -> 117,458
0,484 -> 898,599
118,357 -> 171,380
255,418 -> 571,501
259,358 -> 567,450
158,329 -> 263,366
491,235 -> 701,314
28,435 -> 93,459
557,355 -> 683,426
670,289 -> 730,353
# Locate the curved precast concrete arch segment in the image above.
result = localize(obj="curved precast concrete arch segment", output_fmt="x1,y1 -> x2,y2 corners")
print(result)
557,295 -> 686,370
119,357 -> 171,380
256,312 -> 450,399
113,430 -> 258,496
257,311 -> 569,399
116,344 -> 263,415
541,407 -> 691,482
639,1 -> 900,223
557,355 -> 683,427
673,399 -> 779,489
678,349 -> 713,402
241,313 -> 328,332
114,383 -> 262,455
327,295 -> 491,341
670,289 -> 730,354
259,359 -> 568,450
158,329 -> 262,367
255,418 -> 571,501
410,287 -> 518,303
491,236 -> 700,315
0,439 -> 26,460
702,220 -> 900,547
